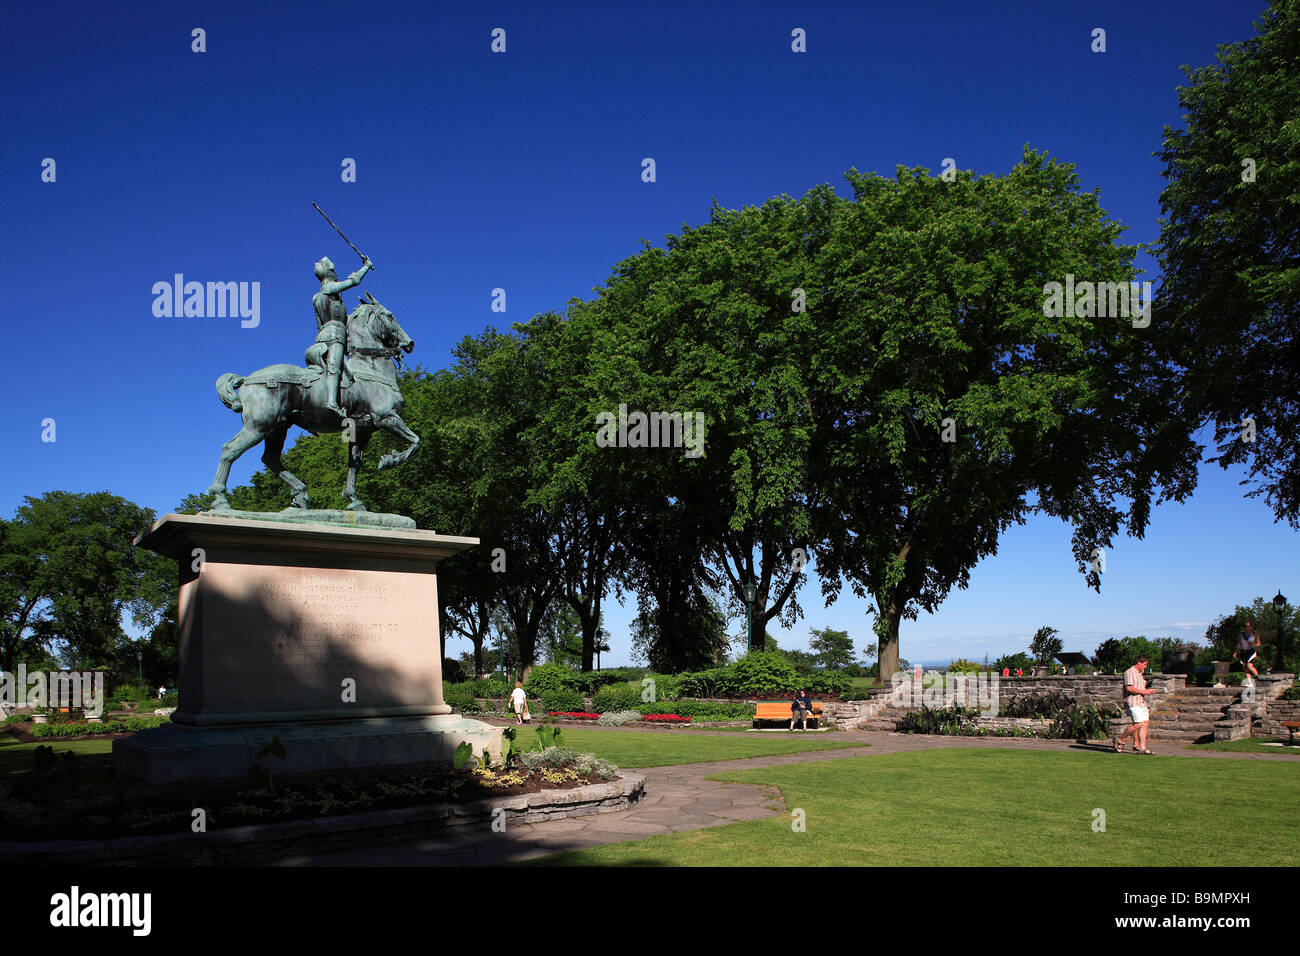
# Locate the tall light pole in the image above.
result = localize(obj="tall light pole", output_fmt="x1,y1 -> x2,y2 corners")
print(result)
136,648 -> 143,692
1273,590 -> 1288,674
743,582 -> 756,653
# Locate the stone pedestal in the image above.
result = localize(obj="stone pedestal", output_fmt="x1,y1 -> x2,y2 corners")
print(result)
114,513 -> 501,784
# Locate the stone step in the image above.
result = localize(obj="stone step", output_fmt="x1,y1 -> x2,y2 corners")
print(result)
1153,698 -> 1235,708
1172,687 -> 1241,696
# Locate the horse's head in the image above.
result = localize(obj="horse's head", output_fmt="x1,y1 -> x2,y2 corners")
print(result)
348,292 -> 415,354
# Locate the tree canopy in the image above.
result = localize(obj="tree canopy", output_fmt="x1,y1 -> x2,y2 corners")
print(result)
198,149 -> 1200,676
1156,1 -> 1300,526
0,491 -> 171,680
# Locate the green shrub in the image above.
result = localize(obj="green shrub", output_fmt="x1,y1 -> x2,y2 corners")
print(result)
1000,693 -> 1077,719
539,688 -> 585,713
474,678 -> 510,698
443,657 -> 466,683
109,685 -> 152,704
523,663 -> 581,697
641,674 -> 680,701
445,678 -> 509,700
1047,704 -> 1118,740
29,715 -> 170,738
444,688 -> 479,714
673,667 -> 731,698
899,706 -> 984,736
728,652 -> 800,696
802,671 -> 852,696
636,700 -> 754,720
993,652 -> 1034,673
592,684 -> 641,713
574,667 -> 645,695
947,659 -> 984,674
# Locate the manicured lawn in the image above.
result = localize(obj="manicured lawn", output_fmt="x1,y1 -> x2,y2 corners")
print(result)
519,727 -> 864,767
1192,737 -> 1300,757
529,748 -> 1300,866
0,736 -> 113,776
680,725 -> 844,734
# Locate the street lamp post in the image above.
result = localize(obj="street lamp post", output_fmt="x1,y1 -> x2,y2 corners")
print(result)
1273,590 -> 1288,674
743,582 -> 756,653
136,648 -> 143,692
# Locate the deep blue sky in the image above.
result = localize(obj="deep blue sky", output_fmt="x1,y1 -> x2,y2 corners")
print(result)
3,0 -> 1294,666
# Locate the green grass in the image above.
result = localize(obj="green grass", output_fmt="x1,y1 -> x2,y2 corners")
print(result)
1,736 -> 113,776
523,727 -> 864,767
1192,737 -> 1300,756
529,748 -> 1300,866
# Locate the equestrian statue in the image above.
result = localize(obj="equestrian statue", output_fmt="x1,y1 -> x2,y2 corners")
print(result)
204,206 -> 420,515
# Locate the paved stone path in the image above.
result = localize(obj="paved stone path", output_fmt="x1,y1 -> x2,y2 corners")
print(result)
272,731 -> 1299,867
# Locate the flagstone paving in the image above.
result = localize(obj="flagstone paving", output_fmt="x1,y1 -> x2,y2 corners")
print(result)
270,730 -> 1297,867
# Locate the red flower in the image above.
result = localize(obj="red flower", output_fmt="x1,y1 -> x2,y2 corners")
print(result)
547,711 -> 599,720
642,713 -> 690,723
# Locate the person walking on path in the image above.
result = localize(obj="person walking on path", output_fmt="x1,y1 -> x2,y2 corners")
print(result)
509,681 -> 529,725
789,689 -> 813,731
1114,655 -> 1157,754
1234,620 -> 1262,687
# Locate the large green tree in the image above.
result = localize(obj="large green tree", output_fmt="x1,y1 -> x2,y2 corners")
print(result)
1156,1 -> 1300,525
0,492 -> 172,679
578,197 -> 824,652
808,149 -> 1199,680
809,626 -> 855,670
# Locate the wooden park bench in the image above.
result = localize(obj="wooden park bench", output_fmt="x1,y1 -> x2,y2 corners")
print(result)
1281,721 -> 1300,746
753,699 -> 823,729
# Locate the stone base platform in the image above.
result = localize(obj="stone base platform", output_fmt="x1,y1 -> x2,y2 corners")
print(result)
202,507 -> 417,530
113,714 -> 503,786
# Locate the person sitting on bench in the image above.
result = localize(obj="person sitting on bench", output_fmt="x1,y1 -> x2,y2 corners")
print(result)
789,688 -> 813,731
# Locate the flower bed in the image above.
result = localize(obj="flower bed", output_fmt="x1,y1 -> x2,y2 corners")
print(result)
0,744 -> 620,842
546,712 -> 599,720
642,713 -> 691,723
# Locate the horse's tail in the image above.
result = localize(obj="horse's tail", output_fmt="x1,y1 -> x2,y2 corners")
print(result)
216,373 -> 245,413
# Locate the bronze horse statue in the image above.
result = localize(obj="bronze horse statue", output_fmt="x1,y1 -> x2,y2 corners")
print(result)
206,293 -> 418,513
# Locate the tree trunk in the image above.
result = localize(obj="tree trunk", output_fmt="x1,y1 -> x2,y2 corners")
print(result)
877,599 -> 902,681
567,599 -> 599,672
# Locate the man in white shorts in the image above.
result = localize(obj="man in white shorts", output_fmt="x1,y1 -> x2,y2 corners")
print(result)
1114,655 -> 1156,754
509,681 -> 529,724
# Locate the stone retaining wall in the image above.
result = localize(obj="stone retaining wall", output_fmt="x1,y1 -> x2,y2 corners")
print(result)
824,675 -> 1182,730
1256,699 -> 1300,738
974,717 -> 1053,733
2,773 -> 645,866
